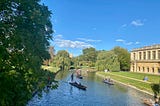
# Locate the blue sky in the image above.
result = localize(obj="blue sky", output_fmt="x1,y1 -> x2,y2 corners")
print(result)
42,0 -> 160,56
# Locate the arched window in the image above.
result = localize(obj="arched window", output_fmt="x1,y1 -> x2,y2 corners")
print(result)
158,50 -> 160,59
139,67 -> 141,71
143,67 -> 145,72
158,68 -> 160,74
147,67 -> 149,72
152,67 -> 154,73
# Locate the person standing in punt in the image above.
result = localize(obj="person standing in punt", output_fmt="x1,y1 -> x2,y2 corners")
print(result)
71,73 -> 74,82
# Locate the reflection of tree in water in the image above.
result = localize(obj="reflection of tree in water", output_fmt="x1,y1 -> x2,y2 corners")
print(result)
56,70 -> 71,80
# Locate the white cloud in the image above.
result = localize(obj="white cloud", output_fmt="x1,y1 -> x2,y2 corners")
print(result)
121,24 -> 127,28
116,39 -> 140,45
115,39 -> 125,42
131,20 -> 144,26
135,41 -> 140,44
124,42 -> 133,45
55,34 -> 63,39
54,35 -> 94,49
77,38 -> 101,42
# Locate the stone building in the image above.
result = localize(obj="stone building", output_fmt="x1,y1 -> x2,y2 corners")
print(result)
130,44 -> 160,74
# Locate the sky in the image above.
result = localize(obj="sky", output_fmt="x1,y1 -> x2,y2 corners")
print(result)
42,0 -> 160,56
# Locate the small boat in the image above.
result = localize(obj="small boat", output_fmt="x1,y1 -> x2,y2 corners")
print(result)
142,99 -> 154,106
69,82 -> 87,90
103,79 -> 114,85
77,75 -> 83,79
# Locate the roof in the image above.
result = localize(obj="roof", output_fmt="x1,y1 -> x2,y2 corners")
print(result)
131,44 -> 160,52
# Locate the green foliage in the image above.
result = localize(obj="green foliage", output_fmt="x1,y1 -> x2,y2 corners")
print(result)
95,51 -> 120,71
112,46 -> 130,71
0,0 -> 57,105
80,47 -> 97,67
151,83 -> 160,96
51,50 -> 71,70
111,72 -> 160,84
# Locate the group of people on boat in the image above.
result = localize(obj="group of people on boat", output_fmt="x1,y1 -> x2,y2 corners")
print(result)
143,95 -> 160,106
70,71 -> 87,90
104,76 -> 112,82
70,70 -> 82,82
103,76 -> 114,85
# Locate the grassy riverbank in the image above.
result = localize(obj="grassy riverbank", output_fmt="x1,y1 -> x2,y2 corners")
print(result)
96,71 -> 160,96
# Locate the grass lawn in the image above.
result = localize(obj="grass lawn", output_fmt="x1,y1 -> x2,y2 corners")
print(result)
97,71 -> 160,95
112,71 -> 160,84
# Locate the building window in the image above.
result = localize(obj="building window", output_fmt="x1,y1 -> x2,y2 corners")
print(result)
158,50 -> 160,59
158,68 -> 160,74
152,51 -> 156,60
148,51 -> 151,60
139,67 -> 141,71
143,52 -> 146,60
143,67 -> 145,72
133,53 -> 136,60
152,67 -> 154,73
147,67 -> 149,72
139,52 -> 142,60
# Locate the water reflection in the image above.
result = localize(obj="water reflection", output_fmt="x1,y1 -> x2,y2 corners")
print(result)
27,70 -> 147,106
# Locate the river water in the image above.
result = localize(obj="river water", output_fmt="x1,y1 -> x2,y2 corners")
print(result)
27,70 -> 149,106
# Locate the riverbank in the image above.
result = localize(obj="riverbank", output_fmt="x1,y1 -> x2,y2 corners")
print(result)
96,71 -> 156,96
31,66 -> 60,96
28,70 -> 147,106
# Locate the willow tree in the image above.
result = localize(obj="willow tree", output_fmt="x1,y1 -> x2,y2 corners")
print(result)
0,0 -> 55,105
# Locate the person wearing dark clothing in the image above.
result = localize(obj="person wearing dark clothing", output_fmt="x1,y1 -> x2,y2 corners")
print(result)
71,73 -> 74,82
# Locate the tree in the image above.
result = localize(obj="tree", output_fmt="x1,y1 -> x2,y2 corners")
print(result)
95,51 -> 120,71
82,47 -> 97,67
52,50 -> 71,70
112,46 -> 130,71
0,0 -> 56,105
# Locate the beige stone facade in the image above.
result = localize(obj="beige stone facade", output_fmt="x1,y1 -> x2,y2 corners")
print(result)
130,44 -> 160,74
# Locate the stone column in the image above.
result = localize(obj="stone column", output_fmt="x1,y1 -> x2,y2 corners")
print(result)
151,50 -> 153,60
156,50 -> 158,60
146,51 -> 148,60
141,51 -> 143,60
159,50 -> 160,59
135,52 -> 138,60
131,52 -> 134,60
137,52 -> 139,60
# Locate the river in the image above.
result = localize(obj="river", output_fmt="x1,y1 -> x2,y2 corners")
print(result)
27,70 -> 149,106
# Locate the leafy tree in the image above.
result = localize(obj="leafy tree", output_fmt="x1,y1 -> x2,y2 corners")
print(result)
112,46 -> 130,71
52,50 -> 71,70
95,51 -> 120,71
0,0 -> 57,105
82,47 -> 97,67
